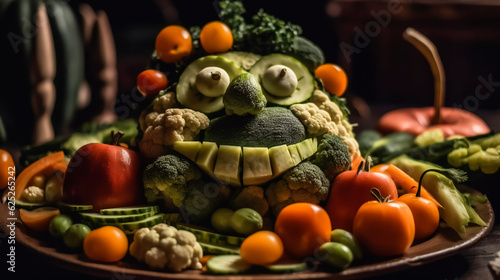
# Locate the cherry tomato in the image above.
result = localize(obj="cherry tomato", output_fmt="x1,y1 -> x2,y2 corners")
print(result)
274,203 -> 331,259
352,189 -> 415,257
200,21 -> 233,54
325,164 -> 398,233
155,25 -> 192,63
240,230 -> 284,265
137,69 -> 168,97
0,149 -> 15,190
314,63 -> 348,97
398,193 -> 440,241
84,226 -> 128,262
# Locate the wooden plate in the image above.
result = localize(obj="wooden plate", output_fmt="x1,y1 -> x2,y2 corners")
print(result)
0,186 -> 494,280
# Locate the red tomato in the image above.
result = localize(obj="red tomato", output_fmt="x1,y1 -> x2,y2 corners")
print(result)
240,231 -> 284,265
274,203 -> 331,259
353,196 -> 415,257
325,168 -> 398,233
137,69 -> 168,97
62,132 -> 144,212
155,25 -> 192,63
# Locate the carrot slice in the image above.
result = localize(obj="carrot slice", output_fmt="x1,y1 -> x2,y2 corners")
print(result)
15,151 -> 66,199
19,207 -> 61,232
371,163 -> 442,208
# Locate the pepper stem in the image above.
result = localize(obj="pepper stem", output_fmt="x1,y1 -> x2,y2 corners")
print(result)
416,168 -> 468,197
111,130 -> 124,146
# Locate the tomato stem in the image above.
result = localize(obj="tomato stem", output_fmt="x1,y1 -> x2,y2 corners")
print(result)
111,130 -> 124,146
356,161 -> 364,175
370,187 -> 392,203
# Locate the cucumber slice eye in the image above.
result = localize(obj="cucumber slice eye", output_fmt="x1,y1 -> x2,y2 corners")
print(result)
250,54 -> 314,106
176,56 -> 244,114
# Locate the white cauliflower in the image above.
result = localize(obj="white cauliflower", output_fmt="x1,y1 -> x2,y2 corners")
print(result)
290,90 -> 360,158
22,186 -> 45,202
129,223 -> 203,272
139,91 -> 177,132
139,108 -> 210,159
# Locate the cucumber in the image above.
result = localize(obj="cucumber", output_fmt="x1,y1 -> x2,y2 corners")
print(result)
112,214 -> 166,235
175,223 -> 245,246
176,55 -> 244,114
265,262 -> 308,273
79,211 -> 154,224
99,205 -> 160,215
206,255 -> 252,275
198,242 -> 240,256
15,200 -> 49,210
57,202 -> 93,212
249,54 -> 314,106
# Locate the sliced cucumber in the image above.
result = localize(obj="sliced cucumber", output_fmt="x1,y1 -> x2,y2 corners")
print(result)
15,200 -> 49,210
175,223 -> 245,247
112,214 -> 166,235
57,202 -> 93,212
99,205 -> 160,216
198,242 -> 240,256
176,55 -> 244,114
79,211 -> 154,224
206,255 -> 252,275
265,261 -> 308,273
250,54 -> 314,106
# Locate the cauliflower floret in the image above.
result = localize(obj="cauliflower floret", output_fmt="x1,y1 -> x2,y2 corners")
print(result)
265,161 -> 330,217
139,108 -> 210,159
129,223 -> 203,272
139,91 -> 177,132
290,90 -> 360,158
22,186 -> 45,202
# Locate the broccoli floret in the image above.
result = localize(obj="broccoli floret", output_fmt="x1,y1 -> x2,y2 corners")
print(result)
142,154 -> 202,208
179,180 -> 230,225
223,72 -> 267,116
310,134 -> 351,181
229,185 -> 269,216
265,161 -> 330,217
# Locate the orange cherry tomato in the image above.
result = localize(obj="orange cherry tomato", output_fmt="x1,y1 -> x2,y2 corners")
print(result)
199,21 -> 233,54
19,207 -> 61,232
155,25 -> 192,63
325,162 -> 398,233
314,63 -> 348,97
352,189 -> 415,257
398,193 -> 440,241
240,230 -> 284,265
84,226 -> 128,262
274,203 -> 331,259
0,149 -> 15,190
137,69 -> 168,96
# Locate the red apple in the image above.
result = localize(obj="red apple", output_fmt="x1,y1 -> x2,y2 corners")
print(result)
62,131 -> 145,212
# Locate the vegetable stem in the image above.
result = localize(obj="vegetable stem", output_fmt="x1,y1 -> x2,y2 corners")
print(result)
110,130 -> 124,146
417,168 -> 468,197
370,187 -> 392,203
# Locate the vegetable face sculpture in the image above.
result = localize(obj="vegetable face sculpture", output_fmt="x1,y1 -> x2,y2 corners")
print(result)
377,28 -> 490,138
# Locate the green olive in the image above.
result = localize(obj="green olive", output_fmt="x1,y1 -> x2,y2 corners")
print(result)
330,229 -> 363,260
230,208 -> 263,236
49,214 -> 73,238
262,64 -> 298,97
195,66 -> 230,97
63,223 -> 91,250
211,208 -> 235,234
318,242 -> 353,270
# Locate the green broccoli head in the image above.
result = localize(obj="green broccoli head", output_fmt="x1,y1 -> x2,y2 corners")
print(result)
179,180 -> 229,225
223,72 -> 267,116
265,161 -> 330,217
142,154 -> 202,208
310,134 -> 351,181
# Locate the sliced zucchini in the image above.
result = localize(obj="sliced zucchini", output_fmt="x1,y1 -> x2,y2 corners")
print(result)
219,51 -> 261,71
206,255 -> 252,275
176,55 -> 244,114
15,200 -> 49,210
175,223 -> 245,247
79,211 -> 154,224
113,214 -> 166,235
99,205 -> 160,215
198,242 -> 240,256
265,261 -> 308,273
250,54 -> 314,106
57,202 -> 93,212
